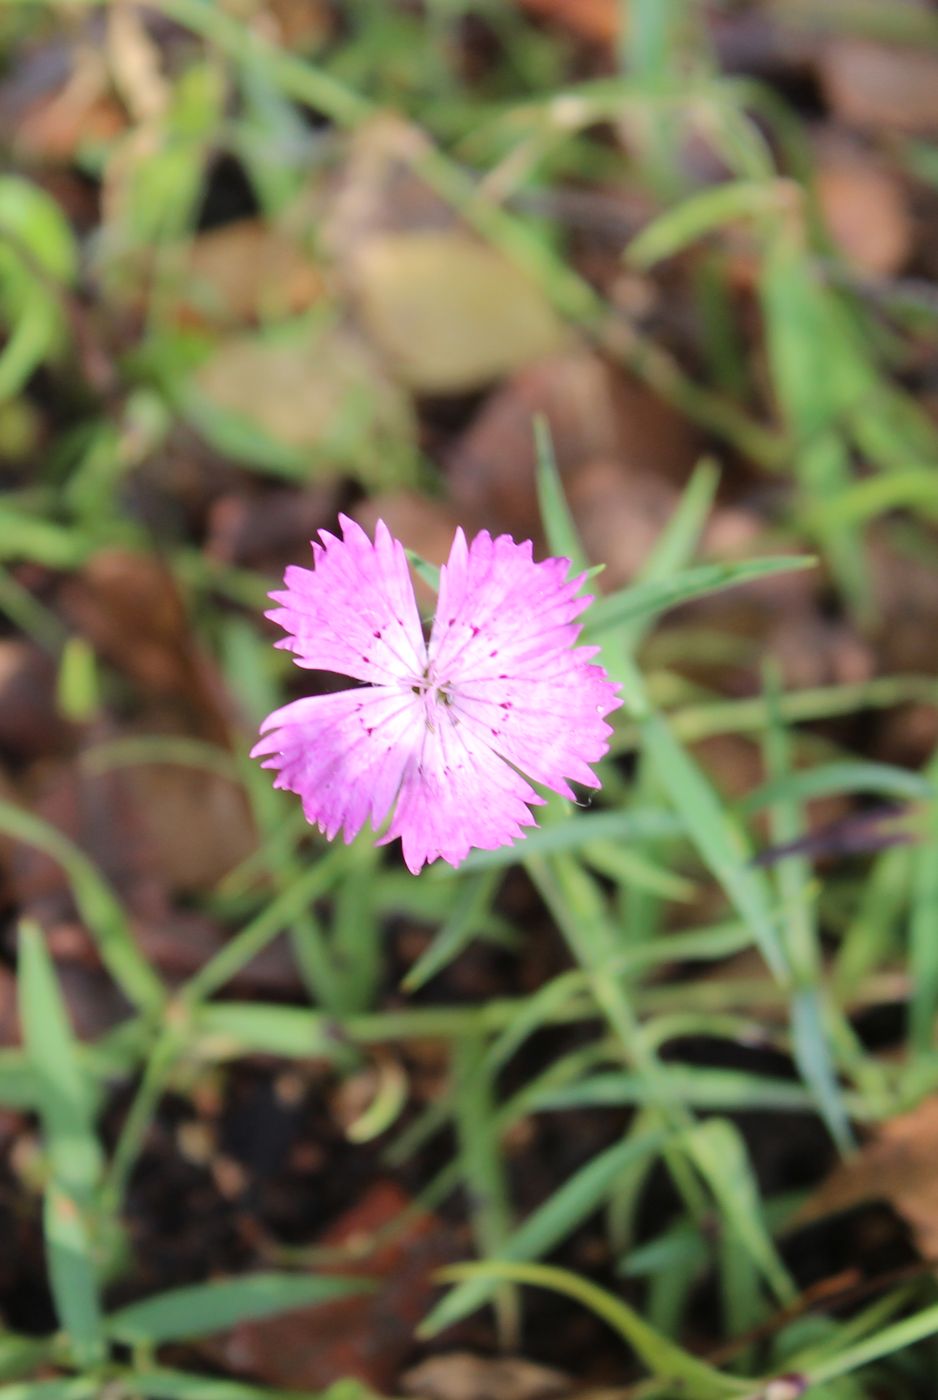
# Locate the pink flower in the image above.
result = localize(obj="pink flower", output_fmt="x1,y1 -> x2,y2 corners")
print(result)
252,516 -> 621,874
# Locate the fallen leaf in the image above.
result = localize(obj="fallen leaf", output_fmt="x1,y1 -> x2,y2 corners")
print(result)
193,324 -> 416,486
352,231 -> 567,395
815,148 -> 912,278
446,351 -> 695,542
0,641 -> 68,762
403,1353 -> 572,1400
178,220 -> 323,329
798,1097 -> 938,1259
566,459 -> 678,591
819,38 -> 938,134
517,0 -> 618,45
211,1180 -> 460,1392
59,550 -> 229,739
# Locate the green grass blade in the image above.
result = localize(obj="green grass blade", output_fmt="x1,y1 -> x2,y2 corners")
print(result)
106,1274 -> 373,1345
18,922 -> 105,1365
436,1260 -> 748,1397
0,804 -> 164,1012
419,1126 -> 668,1335
617,658 -> 788,979
586,556 -> 815,640
403,870 -> 502,990
533,416 -> 590,574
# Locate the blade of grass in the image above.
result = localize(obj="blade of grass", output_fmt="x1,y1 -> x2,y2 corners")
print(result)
586,556 -> 816,640
419,1124 -> 669,1335
18,922 -> 105,1367
0,805 -> 164,1012
435,1260 -> 749,1397
105,1274 -> 372,1345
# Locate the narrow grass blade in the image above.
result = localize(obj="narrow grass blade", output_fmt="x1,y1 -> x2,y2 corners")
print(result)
106,1274 -> 372,1345
617,457 -> 720,654
435,1260 -> 748,1397
743,762 -> 933,813
533,416 -> 590,575
0,804 -> 164,1012
404,870 -> 502,990
452,1037 -> 518,1344
419,1126 -> 668,1335
454,808 -> 683,871
910,751 -> 938,1053
18,921 -> 105,1364
617,659 -> 788,980
586,556 -> 815,640
682,1119 -> 795,1305
761,667 -> 854,1150
122,1370 -> 378,1400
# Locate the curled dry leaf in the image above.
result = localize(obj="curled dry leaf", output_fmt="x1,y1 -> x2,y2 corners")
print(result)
798,1096 -> 938,1260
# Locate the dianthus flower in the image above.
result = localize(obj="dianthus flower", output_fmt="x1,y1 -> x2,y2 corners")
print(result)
252,516 -> 621,873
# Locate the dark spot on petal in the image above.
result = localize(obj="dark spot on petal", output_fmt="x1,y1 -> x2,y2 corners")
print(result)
449,616 -> 456,626
366,726 -> 374,736
499,674 -> 508,680
490,650 -> 498,658
373,629 -> 382,639
411,684 -> 421,695
491,728 -> 499,736
500,702 -> 511,710
471,625 -> 480,636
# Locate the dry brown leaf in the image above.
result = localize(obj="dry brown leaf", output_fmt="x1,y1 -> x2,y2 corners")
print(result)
403,1353 -> 572,1400
446,350 -> 695,542
820,38 -> 938,134
194,324 -> 415,477
210,1180 -> 459,1392
59,550 -> 229,738
566,460 -> 678,591
799,1097 -> 938,1259
119,764 -> 255,896
517,0 -> 619,45
352,231 -> 567,394
179,220 -> 323,329
815,152 -> 912,278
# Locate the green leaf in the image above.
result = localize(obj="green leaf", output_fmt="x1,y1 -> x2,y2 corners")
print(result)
106,1273 -> 373,1346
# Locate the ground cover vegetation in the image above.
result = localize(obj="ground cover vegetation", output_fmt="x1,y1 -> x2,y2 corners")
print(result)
3,1 -> 938,1396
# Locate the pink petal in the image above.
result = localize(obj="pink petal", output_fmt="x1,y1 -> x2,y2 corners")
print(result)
429,529 -> 621,800
251,686 -> 423,843
380,701 -> 544,874
266,515 -> 426,686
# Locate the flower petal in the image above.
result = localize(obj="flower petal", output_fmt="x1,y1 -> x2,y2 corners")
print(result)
267,515 -> 426,686
381,702 -> 544,874
251,685 -> 422,843
429,529 -> 621,798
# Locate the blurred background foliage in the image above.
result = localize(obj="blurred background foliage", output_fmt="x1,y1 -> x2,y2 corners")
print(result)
4,1 -> 938,1397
